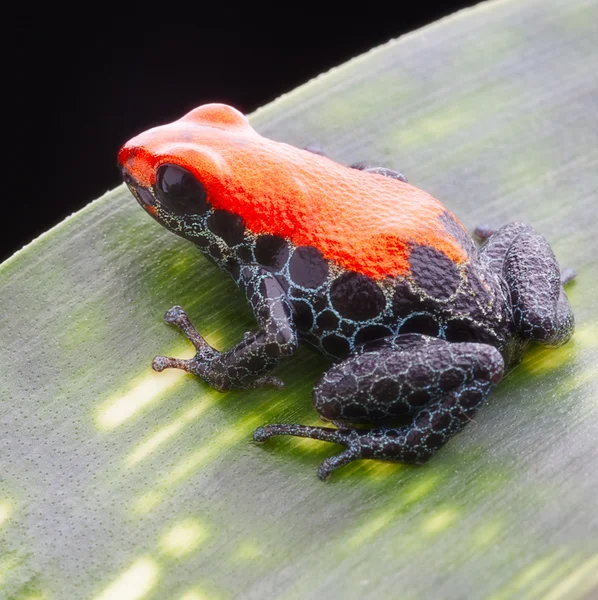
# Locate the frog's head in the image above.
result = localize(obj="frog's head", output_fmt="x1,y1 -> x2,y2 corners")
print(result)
117,104 -> 256,240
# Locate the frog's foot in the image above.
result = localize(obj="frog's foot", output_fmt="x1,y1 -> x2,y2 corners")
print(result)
159,305 -> 215,353
254,424 -> 366,480
153,305 -> 219,374
254,422 -> 437,480
152,305 -> 285,390
153,351 -> 283,390
151,305 -> 217,378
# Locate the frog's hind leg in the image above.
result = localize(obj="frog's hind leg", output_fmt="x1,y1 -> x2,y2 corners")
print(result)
254,334 -> 504,480
480,222 -> 575,346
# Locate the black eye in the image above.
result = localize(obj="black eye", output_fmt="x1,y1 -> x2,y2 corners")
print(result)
155,164 -> 209,215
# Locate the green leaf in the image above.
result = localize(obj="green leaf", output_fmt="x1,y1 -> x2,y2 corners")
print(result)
2,0 -> 597,598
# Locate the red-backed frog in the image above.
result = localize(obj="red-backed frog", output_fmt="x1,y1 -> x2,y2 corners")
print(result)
118,104 -> 575,479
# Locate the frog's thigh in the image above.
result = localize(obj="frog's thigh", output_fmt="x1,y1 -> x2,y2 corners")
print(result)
255,334 -> 504,478
481,223 -> 574,345
313,334 -> 502,425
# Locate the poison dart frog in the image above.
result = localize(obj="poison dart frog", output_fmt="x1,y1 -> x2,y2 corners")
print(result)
118,104 -> 575,480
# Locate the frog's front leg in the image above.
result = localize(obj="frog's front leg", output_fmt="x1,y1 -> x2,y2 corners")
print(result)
153,266 -> 298,391
254,334 -> 504,479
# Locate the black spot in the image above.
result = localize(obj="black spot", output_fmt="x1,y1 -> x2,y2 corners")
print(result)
155,164 -> 210,215
460,389 -> 482,409
317,400 -> 341,421
425,433 -> 445,449
316,310 -> 339,331
246,354 -> 264,373
431,412 -> 451,431
330,272 -> 386,321
355,325 -> 392,345
322,334 -> 351,359
255,235 -> 289,270
409,244 -> 461,299
193,234 -> 210,249
445,319 -> 489,343
207,244 -> 222,261
407,389 -> 431,407
439,369 -> 465,392
388,400 -> 410,416
371,378 -> 400,401
293,300 -> 314,331
236,244 -> 253,263
400,314 -> 440,337
313,297 -> 328,313
343,403 -> 369,420
207,209 -> 245,246
289,246 -> 329,288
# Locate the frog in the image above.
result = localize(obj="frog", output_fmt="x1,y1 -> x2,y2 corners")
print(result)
118,103 -> 575,480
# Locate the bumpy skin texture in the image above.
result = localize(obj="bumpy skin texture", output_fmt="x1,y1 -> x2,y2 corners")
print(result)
118,104 -> 575,480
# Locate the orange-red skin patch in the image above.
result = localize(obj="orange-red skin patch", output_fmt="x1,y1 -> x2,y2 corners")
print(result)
118,104 -> 468,279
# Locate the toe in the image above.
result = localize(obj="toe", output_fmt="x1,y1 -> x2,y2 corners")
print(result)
253,427 -> 269,443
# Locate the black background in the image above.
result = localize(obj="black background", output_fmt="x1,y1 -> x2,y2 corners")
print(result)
6,2 -> 480,262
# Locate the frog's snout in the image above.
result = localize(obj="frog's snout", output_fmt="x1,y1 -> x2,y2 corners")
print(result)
120,165 -> 156,209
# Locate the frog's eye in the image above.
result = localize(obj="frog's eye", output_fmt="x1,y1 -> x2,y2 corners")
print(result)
155,164 -> 208,215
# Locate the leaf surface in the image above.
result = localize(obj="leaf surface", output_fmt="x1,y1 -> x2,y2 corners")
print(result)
1,0 -> 597,598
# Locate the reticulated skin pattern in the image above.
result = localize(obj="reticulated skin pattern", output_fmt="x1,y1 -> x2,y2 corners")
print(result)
119,103 -> 575,479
